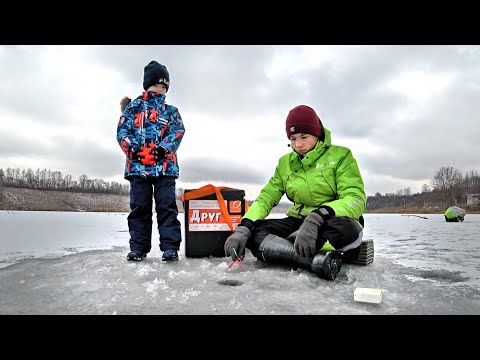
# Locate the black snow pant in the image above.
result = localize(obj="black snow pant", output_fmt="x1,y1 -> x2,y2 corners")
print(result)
127,176 -> 181,254
246,215 -> 364,263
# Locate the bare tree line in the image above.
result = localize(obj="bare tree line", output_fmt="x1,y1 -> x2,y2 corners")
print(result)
381,166 -> 480,199
368,166 -> 480,211
1,166 -> 479,211
432,167 -> 480,205
0,168 -> 130,196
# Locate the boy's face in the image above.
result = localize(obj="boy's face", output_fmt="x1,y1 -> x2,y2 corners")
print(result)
289,133 -> 318,156
151,84 -> 167,95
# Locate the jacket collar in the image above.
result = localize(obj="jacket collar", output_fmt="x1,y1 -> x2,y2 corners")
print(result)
141,91 -> 166,102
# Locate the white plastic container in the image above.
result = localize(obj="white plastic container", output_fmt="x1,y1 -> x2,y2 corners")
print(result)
354,287 -> 383,304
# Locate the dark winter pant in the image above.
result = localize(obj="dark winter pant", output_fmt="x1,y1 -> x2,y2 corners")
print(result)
246,216 -> 363,262
127,176 -> 181,253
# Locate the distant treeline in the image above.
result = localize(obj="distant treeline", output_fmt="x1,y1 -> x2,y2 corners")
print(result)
367,166 -> 480,211
1,166 -> 480,211
0,167 -> 129,196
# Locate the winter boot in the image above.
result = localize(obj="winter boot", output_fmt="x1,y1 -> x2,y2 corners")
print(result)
162,249 -> 179,262
259,233 -> 313,269
127,251 -> 147,261
311,251 -> 343,280
258,233 -> 342,280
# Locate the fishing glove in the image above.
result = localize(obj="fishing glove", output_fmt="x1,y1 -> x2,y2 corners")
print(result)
224,226 -> 251,261
294,207 -> 334,258
152,146 -> 167,160
129,146 -> 141,161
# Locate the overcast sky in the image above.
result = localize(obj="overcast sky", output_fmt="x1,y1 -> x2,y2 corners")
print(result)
1,45 -> 479,200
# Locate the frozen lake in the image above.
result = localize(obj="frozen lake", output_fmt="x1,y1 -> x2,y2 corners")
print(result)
1,211 -> 479,314
1,211 -> 479,286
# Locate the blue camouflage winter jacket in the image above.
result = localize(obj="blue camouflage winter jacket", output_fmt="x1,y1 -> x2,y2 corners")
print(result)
116,91 -> 185,179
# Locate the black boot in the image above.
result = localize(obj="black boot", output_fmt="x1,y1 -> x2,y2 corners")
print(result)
258,234 -> 342,280
259,233 -> 312,269
127,250 -> 147,261
311,251 -> 342,280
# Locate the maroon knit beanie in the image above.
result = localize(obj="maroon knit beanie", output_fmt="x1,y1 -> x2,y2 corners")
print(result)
285,105 -> 322,138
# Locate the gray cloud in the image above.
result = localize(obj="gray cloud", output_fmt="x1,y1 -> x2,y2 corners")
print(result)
180,157 -> 265,185
1,45 -> 480,197
0,46 -> 76,124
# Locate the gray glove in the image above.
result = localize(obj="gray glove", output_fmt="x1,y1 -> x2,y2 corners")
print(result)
294,212 -> 325,258
224,226 -> 251,260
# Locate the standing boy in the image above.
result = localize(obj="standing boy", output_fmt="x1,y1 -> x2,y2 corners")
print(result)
117,61 -> 185,262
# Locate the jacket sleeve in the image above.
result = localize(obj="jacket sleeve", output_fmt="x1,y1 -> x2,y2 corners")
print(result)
159,108 -> 185,154
242,162 -> 285,222
116,106 -> 141,157
323,150 -> 366,220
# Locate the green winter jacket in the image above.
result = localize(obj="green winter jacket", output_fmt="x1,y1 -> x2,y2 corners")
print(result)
243,126 -> 366,226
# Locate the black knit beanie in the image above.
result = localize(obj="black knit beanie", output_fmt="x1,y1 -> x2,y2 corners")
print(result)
143,61 -> 170,92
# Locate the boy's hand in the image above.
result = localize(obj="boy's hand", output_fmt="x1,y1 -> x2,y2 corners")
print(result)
152,146 -> 167,160
129,147 -> 141,160
224,226 -> 251,261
